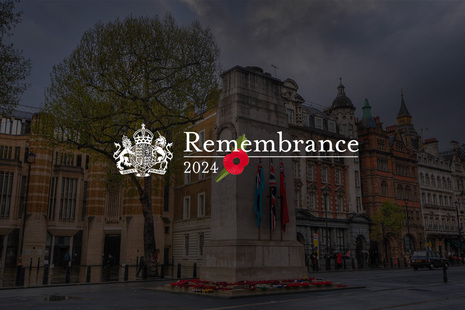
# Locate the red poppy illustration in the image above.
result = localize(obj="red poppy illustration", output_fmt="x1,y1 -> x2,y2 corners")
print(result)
223,149 -> 249,175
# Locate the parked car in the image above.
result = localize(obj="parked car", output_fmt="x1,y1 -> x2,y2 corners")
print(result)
411,250 -> 449,270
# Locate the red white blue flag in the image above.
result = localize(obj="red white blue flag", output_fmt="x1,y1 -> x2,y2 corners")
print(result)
269,159 -> 277,231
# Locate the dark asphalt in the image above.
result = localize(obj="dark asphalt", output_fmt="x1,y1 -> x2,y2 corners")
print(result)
1,265 -> 464,309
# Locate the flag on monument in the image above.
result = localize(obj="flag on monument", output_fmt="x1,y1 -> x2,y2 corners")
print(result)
280,159 -> 289,231
269,159 -> 277,231
254,158 -> 265,227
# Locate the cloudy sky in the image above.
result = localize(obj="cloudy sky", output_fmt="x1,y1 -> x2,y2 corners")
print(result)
8,0 -> 465,149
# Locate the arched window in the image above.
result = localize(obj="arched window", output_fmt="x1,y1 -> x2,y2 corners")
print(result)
431,175 -> 435,186
447,178 -> 452,189
381,180 -> 388,196
443,177 -> 447,188
425,174 -> 430,185
437,176 -> 441,188
420,173 -> 425,184
397,184 -> 404,199
405,186 -> 411,200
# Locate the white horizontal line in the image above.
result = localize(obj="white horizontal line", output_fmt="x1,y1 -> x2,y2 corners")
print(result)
183,155 -> 358,158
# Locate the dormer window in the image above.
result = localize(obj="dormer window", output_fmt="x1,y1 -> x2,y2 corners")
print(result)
303,115 -> 310,126
328,120 -> 336,133
287,109 -> 294,124
315,117 -> 323,129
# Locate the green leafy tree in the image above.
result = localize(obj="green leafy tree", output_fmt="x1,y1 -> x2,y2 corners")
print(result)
370,200 -> 404,261
42,14 -> 220,274
0,0 -> 31,114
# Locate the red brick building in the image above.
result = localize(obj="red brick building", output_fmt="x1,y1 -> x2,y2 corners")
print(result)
358,97 -> 423,263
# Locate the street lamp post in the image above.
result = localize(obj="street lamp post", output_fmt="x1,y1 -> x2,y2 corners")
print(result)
16,151 -> 35,285
404,198 -> 411,254
455,201 -> 462,261
322,187 -> 330,271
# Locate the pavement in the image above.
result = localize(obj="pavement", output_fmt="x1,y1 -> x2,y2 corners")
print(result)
0,265 -> 464,309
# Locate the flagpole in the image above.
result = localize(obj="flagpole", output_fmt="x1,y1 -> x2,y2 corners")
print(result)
269,154 -> 272,241
280,155 -> 283,241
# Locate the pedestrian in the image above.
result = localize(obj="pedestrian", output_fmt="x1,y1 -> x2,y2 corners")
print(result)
63,251 -> 71,269
136,256 -> 145,278
336,252 -> 342,270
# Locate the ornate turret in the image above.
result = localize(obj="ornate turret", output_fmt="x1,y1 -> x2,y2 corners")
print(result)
361,98 -> 376,128
396,89 -> 413,126
329,78 -> 355,112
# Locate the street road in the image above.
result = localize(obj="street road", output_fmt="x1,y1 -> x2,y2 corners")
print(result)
0,266 -> 464,309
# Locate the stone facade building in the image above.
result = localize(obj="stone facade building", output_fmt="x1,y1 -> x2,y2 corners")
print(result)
284,79 -> 370,269
0,106 -> 172,287
417,138 -> 457,256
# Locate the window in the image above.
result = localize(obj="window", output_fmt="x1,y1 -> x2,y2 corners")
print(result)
81,181 -> 88,220
315,117 -> 323,130
295,190 -> 301,209
199,233 -> 204,256
17,176 -> 26,218
59,178 -> 78,220
321,166 -> 328,183
335,169 -> 341,185
184,170 -> 191,184
184,234 -> 190,256
198,193 -> 205,217
0,172 -> 14,218
431,176 -> 435,187
355,171 -> 360,187
328,121 -> 336,133
0,146 -> 12,160
405,186 -> 411,200
183,196 -> 190,220
293,161 -> 299,178
397,184 -> 403,199
381,180 -> 388,196
377,139 -> 385,150
287,109 -> 294,124
336,195 -> 343,212
48,177 -> 58,219
356,197 -> 362,212
306,162 -> 314,181
304,115 -> 310,126
307,191 -> 315,210
420,173 -> 424,185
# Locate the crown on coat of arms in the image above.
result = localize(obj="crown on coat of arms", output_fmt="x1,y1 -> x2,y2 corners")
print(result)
133,124 -> 154,145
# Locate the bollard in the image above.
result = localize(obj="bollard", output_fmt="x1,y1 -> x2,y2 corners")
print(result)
65,266 -> 70,283
155,265 -> 159,278
43,264 -> 49,285
397,257 -> 400,268
404,257 -> 408,268
383,258 -> 386,268
352,258 -> 355,269
443,264 -> 448,283
343,258 -> 346,270
124,264 -> 128,282
136,256 -> 139,269
390,257 -> 394,268
177,263 -> 181,279
161,264 -> 165,279
193,263 -> 197,278
37,258 -> 41,271
29,258 -> 33,270
86,266 -> 91,283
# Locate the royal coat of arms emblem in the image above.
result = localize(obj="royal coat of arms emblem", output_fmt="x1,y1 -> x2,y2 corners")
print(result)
113,124 -> 173,177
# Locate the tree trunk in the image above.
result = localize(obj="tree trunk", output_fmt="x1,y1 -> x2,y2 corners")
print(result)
140,175 -> 157,276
